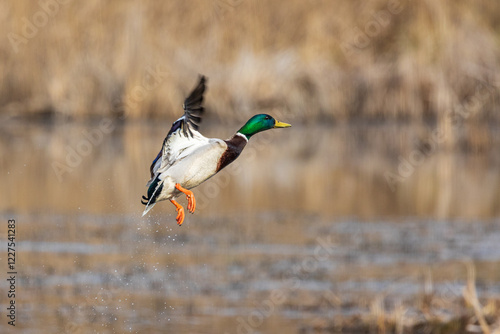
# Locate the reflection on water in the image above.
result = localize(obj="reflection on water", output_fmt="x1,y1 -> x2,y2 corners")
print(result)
2,120 -> 500,218
1,121 -> 500,332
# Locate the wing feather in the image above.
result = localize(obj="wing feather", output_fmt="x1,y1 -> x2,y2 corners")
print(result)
182,75 -> 206,137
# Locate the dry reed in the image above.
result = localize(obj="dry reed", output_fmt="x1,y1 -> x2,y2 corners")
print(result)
1,0 -> 499,126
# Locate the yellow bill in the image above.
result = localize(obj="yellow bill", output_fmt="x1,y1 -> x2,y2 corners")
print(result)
274,120 -> 292,128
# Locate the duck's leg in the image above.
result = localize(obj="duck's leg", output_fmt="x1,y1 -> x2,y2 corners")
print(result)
175,183 -> 196,213
170,199 -> 185,225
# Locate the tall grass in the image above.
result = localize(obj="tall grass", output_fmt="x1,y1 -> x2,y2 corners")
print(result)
1,0 -> 499,124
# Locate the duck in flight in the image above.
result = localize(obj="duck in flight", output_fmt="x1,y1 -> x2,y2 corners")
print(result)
141,76 -> 291,225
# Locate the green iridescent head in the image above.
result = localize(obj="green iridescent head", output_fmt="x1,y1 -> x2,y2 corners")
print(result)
237,114 -> 291,139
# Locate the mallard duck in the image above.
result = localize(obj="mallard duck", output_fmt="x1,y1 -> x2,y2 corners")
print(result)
141,75 -> 291,225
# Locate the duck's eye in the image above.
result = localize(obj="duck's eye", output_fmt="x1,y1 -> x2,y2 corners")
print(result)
264,116 -> 271,120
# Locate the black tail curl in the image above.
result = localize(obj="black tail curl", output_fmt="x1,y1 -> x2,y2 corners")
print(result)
140,180 -> 163,206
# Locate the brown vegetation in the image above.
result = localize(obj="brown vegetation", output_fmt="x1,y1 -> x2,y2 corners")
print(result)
1,0 -> 499,125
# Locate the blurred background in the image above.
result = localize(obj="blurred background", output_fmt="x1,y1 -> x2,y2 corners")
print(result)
1,0 -> 500,333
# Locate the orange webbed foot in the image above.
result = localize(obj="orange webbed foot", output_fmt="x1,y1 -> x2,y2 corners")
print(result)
170,199 -> 185,225
175,184 -> 196,214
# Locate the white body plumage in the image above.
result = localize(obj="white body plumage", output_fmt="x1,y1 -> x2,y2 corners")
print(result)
156,135 -> 227,199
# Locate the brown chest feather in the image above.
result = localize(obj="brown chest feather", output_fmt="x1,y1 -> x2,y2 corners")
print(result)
216,135 -> 247,172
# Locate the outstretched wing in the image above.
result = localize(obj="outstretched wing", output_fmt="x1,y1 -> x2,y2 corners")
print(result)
181,75 -> 206,137
147,76 -> 208,182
